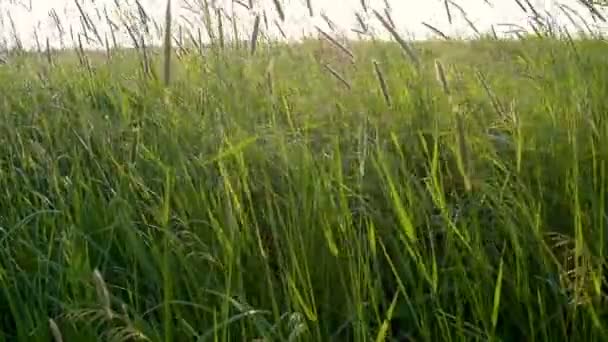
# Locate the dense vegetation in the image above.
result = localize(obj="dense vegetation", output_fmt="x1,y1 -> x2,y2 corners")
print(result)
2,1 -> 608,341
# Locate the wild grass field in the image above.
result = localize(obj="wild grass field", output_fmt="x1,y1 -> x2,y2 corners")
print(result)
2,0 -> 608,341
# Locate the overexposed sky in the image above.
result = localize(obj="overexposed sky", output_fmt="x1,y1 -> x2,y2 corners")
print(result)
0,0 -> 606,49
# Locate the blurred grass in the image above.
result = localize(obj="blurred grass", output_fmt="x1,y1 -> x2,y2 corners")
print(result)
1,27 -> 608,341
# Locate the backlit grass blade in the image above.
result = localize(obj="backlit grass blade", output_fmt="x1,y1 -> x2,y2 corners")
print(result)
491,256 -> 504,336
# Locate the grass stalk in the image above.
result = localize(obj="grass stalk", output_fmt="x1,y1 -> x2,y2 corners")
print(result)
373,10 -> 419,67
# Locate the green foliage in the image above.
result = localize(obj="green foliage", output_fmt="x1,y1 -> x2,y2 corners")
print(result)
1,26 -> 608,342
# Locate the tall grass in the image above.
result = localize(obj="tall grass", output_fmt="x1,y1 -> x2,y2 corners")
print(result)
1,0 -> 608,341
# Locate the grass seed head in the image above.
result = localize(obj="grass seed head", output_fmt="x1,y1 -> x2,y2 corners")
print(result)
93,269 -> 113,319
434,59 -> 450,95
163,0 -> 172,86
373,60 -> 391,107
48,318 -> 63,342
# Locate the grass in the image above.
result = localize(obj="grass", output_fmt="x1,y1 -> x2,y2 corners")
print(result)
2,1 -> 608,341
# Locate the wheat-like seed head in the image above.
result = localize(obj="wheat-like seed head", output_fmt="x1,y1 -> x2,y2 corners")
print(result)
93,269 -> 114,319
372,60 -> 391,107
434,59 -> 450,95
48,318 -> 63,342
163,0 -> 172,87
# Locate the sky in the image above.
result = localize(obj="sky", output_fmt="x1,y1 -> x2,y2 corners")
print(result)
0,0 -> 606,49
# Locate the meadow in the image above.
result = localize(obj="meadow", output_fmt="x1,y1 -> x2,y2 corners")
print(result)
2,1 -> 608,341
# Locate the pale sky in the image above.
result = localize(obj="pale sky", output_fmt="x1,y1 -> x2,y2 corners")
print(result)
0,0 -> 606,49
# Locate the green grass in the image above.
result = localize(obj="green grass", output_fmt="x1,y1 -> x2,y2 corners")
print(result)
2,9 -> 608,341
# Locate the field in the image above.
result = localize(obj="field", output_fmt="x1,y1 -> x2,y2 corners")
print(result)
2,2 -> 608,341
